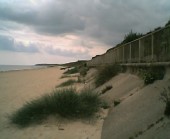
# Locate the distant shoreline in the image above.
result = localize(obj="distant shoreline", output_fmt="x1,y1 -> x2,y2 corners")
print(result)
0,65 -> 48,72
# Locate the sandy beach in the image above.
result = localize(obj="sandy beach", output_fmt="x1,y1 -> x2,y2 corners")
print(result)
1,66 -> 169,139
0,67 -> 107,139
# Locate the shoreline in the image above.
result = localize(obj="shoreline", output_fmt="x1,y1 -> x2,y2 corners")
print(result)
0,65 -> 50,73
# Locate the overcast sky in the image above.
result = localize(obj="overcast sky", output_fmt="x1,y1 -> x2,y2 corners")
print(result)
0,0 -> 169,65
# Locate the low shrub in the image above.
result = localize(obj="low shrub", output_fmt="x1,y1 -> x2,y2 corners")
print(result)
10,88 -> 101,127
64,67 -> 79,74
57,79 -> 77,87
79,67 -> 89,77
77,76 -> 81,83
114,99 -> 121,106
160,87 -> 170,116
139,66 -> 165,85
101,85 -> 112,94
78,89 -> 101,117
63,64 -> 90,77
100,101 -> 110,109
121,31 -> 143,44
95,64 -> 121,87
60,75 -> 70,78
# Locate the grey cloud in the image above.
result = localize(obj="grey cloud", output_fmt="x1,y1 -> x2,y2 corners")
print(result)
82,0 -> 170,45
0,35 -> 39,53
0,35 -> 14,51
45,46 -> 90,59
80,40 -> 93,49
0,1 -> 85,35
0,27 -> 8,32
0,7 -> 36,24
0,0 -> 170,47
15,42 -> 40,53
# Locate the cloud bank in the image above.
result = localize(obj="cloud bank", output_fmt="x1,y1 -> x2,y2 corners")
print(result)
0,0 -> 170,64
0,35 -> 39,53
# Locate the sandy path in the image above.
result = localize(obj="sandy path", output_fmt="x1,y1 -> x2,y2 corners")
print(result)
0,67 -> 106,139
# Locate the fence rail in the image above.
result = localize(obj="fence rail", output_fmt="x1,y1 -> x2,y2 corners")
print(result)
87,26 -> 170,67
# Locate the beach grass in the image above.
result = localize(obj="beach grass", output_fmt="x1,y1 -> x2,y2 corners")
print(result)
57,79 -> 77,87
101,85 -> 112,94
95,64 -> 121,87
10,88 -> 101,127
79,67 -> 89,77
100,101 -> 110,109
139,66 -> 165,85
63,64 -> 89,77
64,67 -> 79,74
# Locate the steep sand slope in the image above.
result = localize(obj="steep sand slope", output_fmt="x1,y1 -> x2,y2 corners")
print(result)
96,73 -> 143,104
101,70 -> 170,139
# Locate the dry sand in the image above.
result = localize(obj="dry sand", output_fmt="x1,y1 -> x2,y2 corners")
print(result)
2,66 -> 169,139
0,67 -> 107,139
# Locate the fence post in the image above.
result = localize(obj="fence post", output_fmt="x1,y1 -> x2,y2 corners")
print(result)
130,43 -> 132,63
139,40 -> 141,63
151,34 -> 154,61
123,46 -> 124,63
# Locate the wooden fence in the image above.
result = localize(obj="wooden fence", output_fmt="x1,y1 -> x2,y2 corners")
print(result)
87,26 -> 170,67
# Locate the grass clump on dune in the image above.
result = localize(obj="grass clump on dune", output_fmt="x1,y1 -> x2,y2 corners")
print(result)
101,85 -> 112,94
139,66 -> 165,85
79,67 -> 89,77
64,67 -> 79,74
57,79 -> 77,87
78,89 -> 101,117
95,64 -> 121,87
63,63 -> 89,77
10,88 -> 101,127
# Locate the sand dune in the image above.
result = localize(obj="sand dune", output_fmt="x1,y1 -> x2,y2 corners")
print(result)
1,66 -> 170,139
0,67 -> 107,139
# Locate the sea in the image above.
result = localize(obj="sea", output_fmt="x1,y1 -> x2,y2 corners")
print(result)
0,65 -> 46,72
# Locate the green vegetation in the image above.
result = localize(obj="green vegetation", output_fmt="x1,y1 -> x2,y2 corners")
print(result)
57,79 -> 77,87
77,76 -> 83,83
139,66 -> 165,85
121,30 -> 143,44
63,63 -> 89,77
79,67 -> 89,77
95,64 -> 121,87
60,75 -> 70,78
10,88 -> 101,127
101,85 -> 112,94
79,88 -> 101,117
100,101 -> 110,109
160,87 -> 170,116
64,67 -> 79,74
113,99 -> 121,106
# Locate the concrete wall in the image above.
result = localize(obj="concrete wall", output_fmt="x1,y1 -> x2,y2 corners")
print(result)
87,26 -> 170,67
